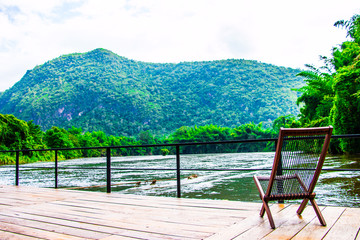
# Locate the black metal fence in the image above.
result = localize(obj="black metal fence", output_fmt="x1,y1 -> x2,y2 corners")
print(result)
1,134 -> 360,198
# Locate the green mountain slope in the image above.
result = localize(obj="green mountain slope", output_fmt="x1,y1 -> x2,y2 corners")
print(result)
0,48 -> 303,136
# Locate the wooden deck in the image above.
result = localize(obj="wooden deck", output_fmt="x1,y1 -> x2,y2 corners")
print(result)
0,185 -> 359,240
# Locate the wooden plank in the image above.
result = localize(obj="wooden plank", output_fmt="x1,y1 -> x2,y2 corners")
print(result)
1,185 -> 260,217
52,198 -> 249,222
0,213 -> 111,239
104,193 -> 261,210
79,193 -> 261,211
99,195 -> 258,216
0,221 -> 85,240
44,196 -> 239,220
291,206 -> 345,240
51,195 -> 251,218
0,185 -> 94,199
100,235 -> 140,240
204,214 -> 267,240
0,230 -> 40,240
35,201 -> 235,230
8,204 -> 221,236
260,204 -> 323,239
1,185 -> 260,211
231,204 -> 302,240
206,203 -> 292,240
1,187 -> 86,197
66,188 -> 258,207
323,207 -> 360,240
0,210 -> 201,240
0,197 -> 51,208
0,192 -> 69,202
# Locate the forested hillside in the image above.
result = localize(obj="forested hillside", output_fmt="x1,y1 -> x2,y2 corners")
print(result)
0,48 -> 303,136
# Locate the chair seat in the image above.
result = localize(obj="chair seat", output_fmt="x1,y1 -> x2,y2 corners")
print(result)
265,192 -> 315,201
255,174 -> 315,200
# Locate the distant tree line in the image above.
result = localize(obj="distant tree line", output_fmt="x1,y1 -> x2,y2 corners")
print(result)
0,113 -> 277,165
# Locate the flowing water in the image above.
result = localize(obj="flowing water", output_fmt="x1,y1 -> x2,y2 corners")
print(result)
0,152 -> 359,207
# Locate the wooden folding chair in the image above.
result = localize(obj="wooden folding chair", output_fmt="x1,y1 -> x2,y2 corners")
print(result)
253,126 -> 333,229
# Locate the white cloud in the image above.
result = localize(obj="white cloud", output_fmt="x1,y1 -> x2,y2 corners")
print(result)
0,0 -> 359,91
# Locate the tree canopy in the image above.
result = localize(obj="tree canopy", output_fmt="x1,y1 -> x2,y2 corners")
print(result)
294,13 -> 360,153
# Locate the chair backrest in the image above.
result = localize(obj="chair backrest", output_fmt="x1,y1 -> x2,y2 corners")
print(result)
266,126 -> 333,197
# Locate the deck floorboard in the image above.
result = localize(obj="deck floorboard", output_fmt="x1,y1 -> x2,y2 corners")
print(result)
0,185 -> 358,240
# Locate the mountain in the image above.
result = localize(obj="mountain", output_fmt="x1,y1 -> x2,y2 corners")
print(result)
0,48 -> 303,136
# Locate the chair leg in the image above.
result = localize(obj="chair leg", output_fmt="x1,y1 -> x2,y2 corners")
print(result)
297,198 -> 309,215
310,198 -> 326,226
261,200 -> 275,229
260,204 -> 265,217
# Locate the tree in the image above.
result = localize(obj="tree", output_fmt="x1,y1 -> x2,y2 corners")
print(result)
272,115 -> 301,133
294,64 -> 335,127
0,114 -> 30,150
330,14 -> 360,153
0,114 -> 49,164
44,126 -> 82,158
231,122 -> 275,152
294,13 -> 360,153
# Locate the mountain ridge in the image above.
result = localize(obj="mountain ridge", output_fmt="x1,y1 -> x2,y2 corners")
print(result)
0,48 -> 303,136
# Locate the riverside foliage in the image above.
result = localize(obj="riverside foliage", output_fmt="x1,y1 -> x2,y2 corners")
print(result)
0,113 -> 277,165
290,13 -> 360,153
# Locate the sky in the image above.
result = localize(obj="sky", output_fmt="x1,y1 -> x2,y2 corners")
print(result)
0,0 -> 359,92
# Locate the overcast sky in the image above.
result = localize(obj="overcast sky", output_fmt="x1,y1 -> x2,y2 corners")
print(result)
0,0 -> 359,92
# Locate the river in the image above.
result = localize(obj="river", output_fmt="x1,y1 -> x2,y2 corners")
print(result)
0,152 -> 359,207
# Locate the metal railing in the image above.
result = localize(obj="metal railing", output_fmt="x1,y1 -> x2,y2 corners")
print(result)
1,134 -> 360,198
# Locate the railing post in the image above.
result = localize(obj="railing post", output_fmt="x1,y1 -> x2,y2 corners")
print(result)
106,147 -> 111,193
15,151 -> 19,186
55,150 -> 58,188
176,145 -> 181,198
275,139 -> 284,203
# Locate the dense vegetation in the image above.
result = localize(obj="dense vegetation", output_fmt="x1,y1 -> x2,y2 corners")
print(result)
288,13 -> 360,153
0,113 -> 276,165
0,48 -> 302,137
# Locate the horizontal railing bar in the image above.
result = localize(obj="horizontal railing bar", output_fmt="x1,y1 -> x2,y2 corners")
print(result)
0,138 -> 277,153
2,134 -> 360,153
11,166 -> 360,172
16,166 -> 107,170
177,168 -> 360,172
331,134 -> 360,139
